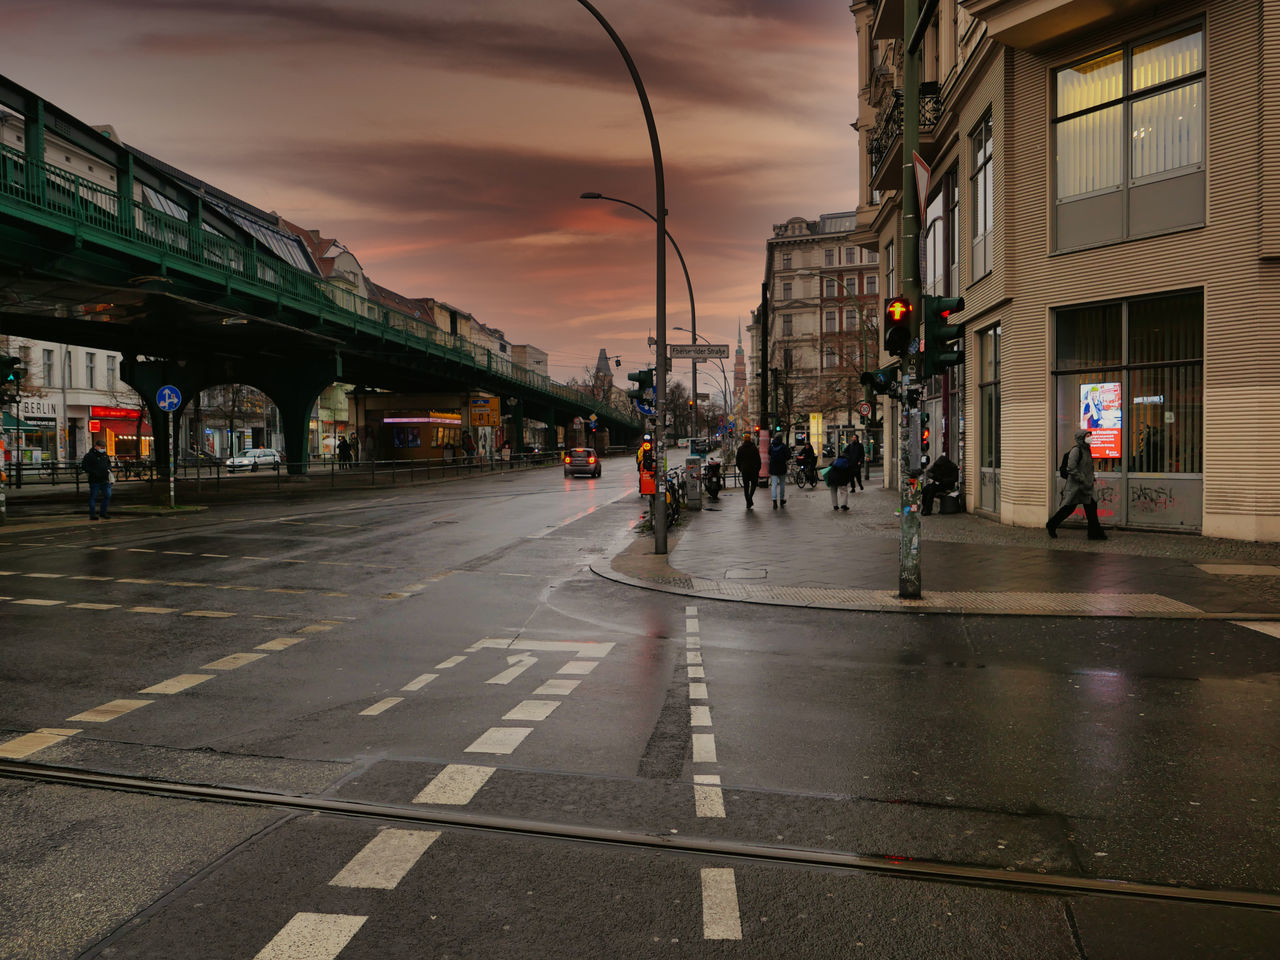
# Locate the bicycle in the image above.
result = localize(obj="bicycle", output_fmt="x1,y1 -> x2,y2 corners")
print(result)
789,461 -> 816,489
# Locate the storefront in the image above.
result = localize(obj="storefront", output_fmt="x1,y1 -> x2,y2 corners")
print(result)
1052,289 -> 1203,530
17,397 -> 58,465
89,405 -> 153,461
379,411 -> 463,461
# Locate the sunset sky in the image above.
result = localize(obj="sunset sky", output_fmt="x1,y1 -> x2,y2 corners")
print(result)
7,0 -> 862,386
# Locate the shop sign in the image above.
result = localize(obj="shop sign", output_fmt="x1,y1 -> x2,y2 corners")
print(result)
20,398 -> 58,418
90,405 -> 141,419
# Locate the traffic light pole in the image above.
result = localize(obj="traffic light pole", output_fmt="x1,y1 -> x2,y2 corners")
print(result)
899,0 -> 923,599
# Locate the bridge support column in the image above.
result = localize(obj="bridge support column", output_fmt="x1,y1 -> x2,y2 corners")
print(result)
119,359 -> 202,491
251,364 -> 337,477
506,398 -> 524,454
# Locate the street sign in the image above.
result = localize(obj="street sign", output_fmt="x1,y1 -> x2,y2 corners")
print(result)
156,385 -> 182,411
858,401 -> 872,417
696,393 -> 710,401
669,343 -> 729,359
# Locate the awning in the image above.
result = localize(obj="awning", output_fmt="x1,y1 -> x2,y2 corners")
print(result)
1,411 -> 39,432
98,418 -> 153,439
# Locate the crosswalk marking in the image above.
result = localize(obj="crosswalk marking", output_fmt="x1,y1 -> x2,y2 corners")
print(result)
701,868 -> 742,940
253,913 -> 367,960
503,700 -> 559,722
202,652 -> 267,670
465,727 -> 532,754
359,697 -> 403,716
413,764 -> 495,805
67,699 -> 152,723
328,829 -> 440,889
139,674 -> 215,695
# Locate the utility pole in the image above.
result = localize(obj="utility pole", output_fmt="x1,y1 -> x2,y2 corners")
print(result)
899,0 -> 924,598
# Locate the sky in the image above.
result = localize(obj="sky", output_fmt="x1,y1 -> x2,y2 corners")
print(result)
5,0 -> 862,386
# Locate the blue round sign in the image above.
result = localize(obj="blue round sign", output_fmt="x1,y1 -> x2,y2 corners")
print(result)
156,385 -> 183,412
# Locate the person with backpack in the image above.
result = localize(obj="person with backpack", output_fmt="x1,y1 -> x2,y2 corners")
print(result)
767,434 -> 790,509
734,436 -> 761,510
1047,428 -> 1107,540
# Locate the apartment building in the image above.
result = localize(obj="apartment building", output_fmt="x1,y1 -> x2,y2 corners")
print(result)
851,0 -> 1279,539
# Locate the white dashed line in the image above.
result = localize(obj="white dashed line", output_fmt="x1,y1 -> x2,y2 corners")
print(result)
689,683 -> 708,699
23,572 -> 64,579
435,656 -> 466,669
686,618 -> 699,633
464,727 -> 532,754
68,603 -> 119,610
401,673 -> 438,691
413,764 -> 495,805
13,598 -> 64,606
503,700 -> 559,722
692,733 -> 717,763
257,638 -> 305,651
688,665 -> 705,679
557,661 -> 597,676
359,697 -> 404,716
67,699 -> 152,723
252,913 -> 367,960
0,728 -> 81,759
701,868 -> 742,940
686,651 -> 703,665
183,610 -> 237,618
690,706 -> 712,727
328,829 -> 440,889
129,606 -> 176,614
533,679 -> 580,696
694,774 -> 726,818
140,674 -> 215,695
202,653 -> 267,670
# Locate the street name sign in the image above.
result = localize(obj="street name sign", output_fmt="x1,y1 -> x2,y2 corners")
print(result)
669,343 -> 729,359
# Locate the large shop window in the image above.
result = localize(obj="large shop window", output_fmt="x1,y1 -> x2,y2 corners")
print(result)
1053,290 -> 1203,528
1053,22 -> 1205,251
978,326 -> 1001,514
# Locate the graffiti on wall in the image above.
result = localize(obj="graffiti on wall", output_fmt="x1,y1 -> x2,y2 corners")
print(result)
1130,482 -> 1176,513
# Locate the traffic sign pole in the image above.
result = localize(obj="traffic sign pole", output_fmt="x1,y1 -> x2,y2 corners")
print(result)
156,385 -> 183,509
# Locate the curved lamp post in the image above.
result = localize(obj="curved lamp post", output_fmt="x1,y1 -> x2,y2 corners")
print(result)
572,0 -> 669,553
579,191 -> 698,440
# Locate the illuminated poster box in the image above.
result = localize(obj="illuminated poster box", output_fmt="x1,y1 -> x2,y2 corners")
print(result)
1080,382 -> 1122,459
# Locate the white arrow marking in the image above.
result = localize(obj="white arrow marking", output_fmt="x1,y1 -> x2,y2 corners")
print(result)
486,653 -> 537,685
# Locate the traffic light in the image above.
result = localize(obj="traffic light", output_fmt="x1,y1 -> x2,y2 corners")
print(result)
640,438 -> 655,471
626,368 -> 654,402
860,365 -> 901,401
0,355 -> 25,402
921,410 -> 931,461
922,295 -> 965,377
883,296 -> 913,357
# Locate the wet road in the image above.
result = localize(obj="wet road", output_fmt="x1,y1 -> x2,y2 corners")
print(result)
1,458 -> 1277,958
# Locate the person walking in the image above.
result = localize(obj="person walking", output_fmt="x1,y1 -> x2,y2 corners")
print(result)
799,439 -> 818,486
734,436 -> 761,510
337,435 -> 351,469
1047,428 -> 1107,540
81,438 -> 113,521
767,433 -> 790,509
825,449 -> 852,511
845,435 -> 866,492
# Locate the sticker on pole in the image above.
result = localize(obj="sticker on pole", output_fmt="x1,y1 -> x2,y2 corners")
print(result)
156,385 -> 182,412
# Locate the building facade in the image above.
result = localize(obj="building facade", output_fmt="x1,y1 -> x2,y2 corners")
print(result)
851,0 -> 1279,539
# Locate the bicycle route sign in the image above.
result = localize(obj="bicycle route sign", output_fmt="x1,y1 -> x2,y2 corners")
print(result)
156,385 -> 182,412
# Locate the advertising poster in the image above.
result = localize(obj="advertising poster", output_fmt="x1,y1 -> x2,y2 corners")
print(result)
1080,382 -> 1122,459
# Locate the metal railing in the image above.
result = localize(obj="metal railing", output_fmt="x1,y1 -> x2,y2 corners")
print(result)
866,89 -> 944,182
0,143 -> 639,429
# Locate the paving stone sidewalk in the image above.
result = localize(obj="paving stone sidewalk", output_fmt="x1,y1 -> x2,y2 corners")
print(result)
598,472 -> 1280,618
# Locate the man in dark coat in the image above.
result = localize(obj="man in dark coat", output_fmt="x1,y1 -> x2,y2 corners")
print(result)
734,436 -> 762,510
845,436 -> 866,491
767,434 -> 790,509
1047,429 -> 1107,540
921,452 -> 959,515
799,440 -> 817,486
80,439 -> 112,521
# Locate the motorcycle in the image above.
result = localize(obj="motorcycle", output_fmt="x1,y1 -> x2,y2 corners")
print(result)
703,458 -> 722,501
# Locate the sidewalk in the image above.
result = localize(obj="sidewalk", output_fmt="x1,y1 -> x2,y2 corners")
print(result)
596,473 -> 1280,619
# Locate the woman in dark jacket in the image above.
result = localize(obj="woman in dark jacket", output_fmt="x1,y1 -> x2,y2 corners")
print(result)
767,434 -> 790,509
825,453 -> 852,510
734,437 -> 762,510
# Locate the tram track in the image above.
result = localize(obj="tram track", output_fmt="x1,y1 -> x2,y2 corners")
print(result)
3,757 -> 1277,912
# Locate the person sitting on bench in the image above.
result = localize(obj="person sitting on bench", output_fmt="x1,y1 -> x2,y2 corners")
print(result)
921,452 -> 959,516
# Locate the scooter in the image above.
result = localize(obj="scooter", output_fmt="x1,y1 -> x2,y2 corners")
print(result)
703,458 -> 722,502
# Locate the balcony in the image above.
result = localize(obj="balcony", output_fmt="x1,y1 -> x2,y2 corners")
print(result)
866,87 -> 944,190
957,0 -> 1162,50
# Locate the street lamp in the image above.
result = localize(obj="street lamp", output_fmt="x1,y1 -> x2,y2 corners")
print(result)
572,1 -> 669,554
578,191 -> 698,439
673,325 -> 732,436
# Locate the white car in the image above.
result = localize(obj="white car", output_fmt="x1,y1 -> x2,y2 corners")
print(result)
226,448 -> 282,473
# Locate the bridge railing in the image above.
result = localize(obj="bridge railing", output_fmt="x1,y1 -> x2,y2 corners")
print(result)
0,143 -> 639,429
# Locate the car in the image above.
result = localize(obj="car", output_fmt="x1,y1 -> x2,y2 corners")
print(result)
226,447 -> 282,473
563,447 -> 601,478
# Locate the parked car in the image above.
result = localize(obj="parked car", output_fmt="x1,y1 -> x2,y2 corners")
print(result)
226,447 -> 282,473
563,447 -> 601,478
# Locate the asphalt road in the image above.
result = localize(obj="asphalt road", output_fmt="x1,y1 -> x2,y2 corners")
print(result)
1,458 -> 1277,958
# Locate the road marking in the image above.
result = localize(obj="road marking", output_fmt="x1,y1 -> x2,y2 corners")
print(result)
242,555 -> 272,560
401,673 -> 438,691
166,581 -> 204,587
701,868 -> 742,939
468,638 -> 615,658
1233,620 -> 1280,638
400,583 -> 428,592
162,550 -> 194,555
436,656 -> 466,669
413,764 -> 495,804
91,547 -> 116,551
202,652 -> 268,670
329,829 -> 440,889
686,618 -> 699,633
117,578 -> 159,584
129,606 -> 177,614
691,706 -> 712,727
689,683 -> 708,699
24,572 -> 64,579
686,605 -> 698,615
257,637 -> 305,651
299,624 -> 333,633
687,651 -> 703,665
71,575 -> 113,581
201,553 -> 228,558
266,588 -> 307,595
253,913 -> 367,960
0,728 -> 81,759
694,775 -> 726,818
184,610 -> 237,618
688,666 -> 705,679
487,654 -> 538,685
465,727 -> 532,754
1198,563 -> 1280,576
67,699 -> 152,723
557,660 -> 597,676
533,679 -> 580,696
503,700 -> 559,722
13,598 -> 64,606
360,697 -> 404,716
127,548 -> 156,553
0,571 -> 14,576
140,674 -> 215,695
216,585 -> 258,591
68,603 -> 120,610
692,733 -> 717,763
687,638 -> 701,649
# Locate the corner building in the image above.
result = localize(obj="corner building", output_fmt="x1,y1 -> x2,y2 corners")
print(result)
851,0 -> 1280,540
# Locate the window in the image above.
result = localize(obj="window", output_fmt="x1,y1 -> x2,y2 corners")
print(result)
865,274 -> 878,295
42,349 -> 53,386
64,351 -> 73,389
824,249 -> 834,266
970,111 -> 994,280
825,279 -> 837,298
948,169 -> 960,294
782,314 -> 793,337
844,247 -> 856,264
107,355 -> 116,389
783,348 -> 793,371
866,250 -> 878,264
85,352 -> 96,390
781,252 -> 792,269
924,189 -> 946,297
781,281 -> 792,300
978,326 -> 1001,514
824,310 -> 838,333
823,347 -> 838,369
1053,22 -> 1205,249
885,240 -> 895,297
